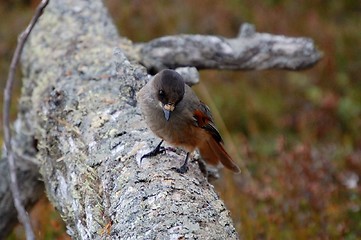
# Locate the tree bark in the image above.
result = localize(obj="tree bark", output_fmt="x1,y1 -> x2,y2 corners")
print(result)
0,0 -> 321,238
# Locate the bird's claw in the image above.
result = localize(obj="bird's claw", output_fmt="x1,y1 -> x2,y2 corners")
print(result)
140,141 -> 166,166
140,146 -> 165,161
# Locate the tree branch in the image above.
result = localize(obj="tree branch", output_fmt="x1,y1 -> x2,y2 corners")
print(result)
137,23 -> 321,71
2,0 -> 48,239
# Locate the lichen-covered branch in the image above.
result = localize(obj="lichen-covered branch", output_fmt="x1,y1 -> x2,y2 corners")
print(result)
15,0 -> 239,239
137,23 -> 321,71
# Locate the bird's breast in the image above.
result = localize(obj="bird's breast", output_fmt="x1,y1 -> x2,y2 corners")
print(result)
147,107 -> 204,152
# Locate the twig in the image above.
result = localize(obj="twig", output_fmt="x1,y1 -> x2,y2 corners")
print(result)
3,0 -> 49,239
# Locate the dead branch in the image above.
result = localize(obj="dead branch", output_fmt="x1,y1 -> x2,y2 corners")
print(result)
136,23 -> 321,71
2,0 -> 49,239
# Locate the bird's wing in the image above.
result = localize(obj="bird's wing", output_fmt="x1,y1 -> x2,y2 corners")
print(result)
193,101 -> 224,143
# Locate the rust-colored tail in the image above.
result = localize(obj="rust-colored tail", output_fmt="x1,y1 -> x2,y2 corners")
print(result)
198,138 -> 240,173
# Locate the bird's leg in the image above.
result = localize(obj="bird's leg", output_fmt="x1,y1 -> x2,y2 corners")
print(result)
174,152 -> 190,174
141,140 -> 165,162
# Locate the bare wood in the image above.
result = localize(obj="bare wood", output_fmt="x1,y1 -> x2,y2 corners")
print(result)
2,0 -> 49,239
137,23 -> 321,71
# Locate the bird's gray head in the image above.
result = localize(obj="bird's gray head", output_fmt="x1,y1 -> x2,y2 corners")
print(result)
152,69 -> 185,121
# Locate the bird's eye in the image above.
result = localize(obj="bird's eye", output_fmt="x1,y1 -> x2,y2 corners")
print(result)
158,90 -> 165,97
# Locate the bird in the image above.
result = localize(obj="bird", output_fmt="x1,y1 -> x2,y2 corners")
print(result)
137,69 -> 240,174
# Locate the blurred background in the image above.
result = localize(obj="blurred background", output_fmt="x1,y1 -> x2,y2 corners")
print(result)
1,0 -> 360,239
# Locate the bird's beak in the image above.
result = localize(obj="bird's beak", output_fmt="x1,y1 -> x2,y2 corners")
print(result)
163,103 -> 175,121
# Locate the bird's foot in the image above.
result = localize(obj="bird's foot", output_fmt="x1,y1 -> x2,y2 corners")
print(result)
141,146 -> 165,159
172,152 -> 190,174
140,140 -> 165,164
